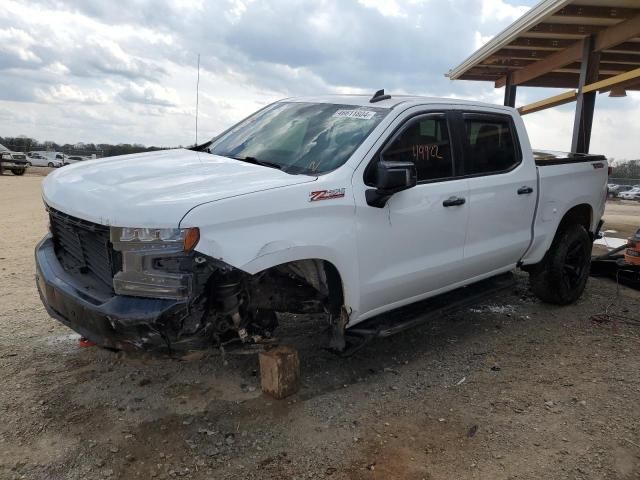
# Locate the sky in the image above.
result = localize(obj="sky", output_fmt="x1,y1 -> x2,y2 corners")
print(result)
0,0 -> 638,160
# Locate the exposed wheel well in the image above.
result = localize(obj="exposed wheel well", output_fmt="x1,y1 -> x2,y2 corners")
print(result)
198,257 -> 346,344
558,204 -> 593,237
252,259 -> 347,349
521,203 -> 593,273
321,261 -> 345,316
257,259 -> 345,315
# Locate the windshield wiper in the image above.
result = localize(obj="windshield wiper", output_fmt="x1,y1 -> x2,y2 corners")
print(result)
229,155 -> 285,171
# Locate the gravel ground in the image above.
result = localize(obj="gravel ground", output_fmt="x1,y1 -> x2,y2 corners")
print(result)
1,173 -> 640,480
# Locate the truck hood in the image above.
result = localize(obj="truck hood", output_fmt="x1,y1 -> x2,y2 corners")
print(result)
42,148 -> 316,227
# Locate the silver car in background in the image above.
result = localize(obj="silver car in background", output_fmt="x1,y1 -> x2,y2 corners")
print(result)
27,151 -> 64,168
619,187 -> 640,201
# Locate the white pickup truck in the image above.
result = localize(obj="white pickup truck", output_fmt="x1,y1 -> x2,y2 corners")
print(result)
35,93 -> 608,353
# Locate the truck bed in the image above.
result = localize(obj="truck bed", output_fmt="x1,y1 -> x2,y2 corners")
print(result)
533,150 -> 607,166
521,150 -> 609,266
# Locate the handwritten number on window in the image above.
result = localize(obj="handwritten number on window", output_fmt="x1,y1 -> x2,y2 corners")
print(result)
412,144 -> 444,162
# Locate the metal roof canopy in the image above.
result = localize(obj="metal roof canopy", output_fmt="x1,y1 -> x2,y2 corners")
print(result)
446,0 -> 640,153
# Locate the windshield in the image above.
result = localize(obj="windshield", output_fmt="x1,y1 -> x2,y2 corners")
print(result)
209,102 -> 387,175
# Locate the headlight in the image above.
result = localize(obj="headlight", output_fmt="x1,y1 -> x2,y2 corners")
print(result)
110,227 -> 200,299
117,227 -> 200,248
1,153 -> 11,160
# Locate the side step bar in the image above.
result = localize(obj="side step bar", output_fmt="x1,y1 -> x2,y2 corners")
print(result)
339,272 -> 516,356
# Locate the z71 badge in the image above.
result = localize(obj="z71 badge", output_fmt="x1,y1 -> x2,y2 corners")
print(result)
309,188 -> 346,202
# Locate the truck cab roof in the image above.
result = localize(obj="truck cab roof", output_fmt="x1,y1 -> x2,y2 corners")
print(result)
283,94 -> 516,113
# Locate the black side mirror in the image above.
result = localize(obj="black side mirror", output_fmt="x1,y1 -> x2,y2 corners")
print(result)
366,160 -> 417,208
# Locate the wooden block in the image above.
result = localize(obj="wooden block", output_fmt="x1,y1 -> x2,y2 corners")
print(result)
259,345 -> 300,399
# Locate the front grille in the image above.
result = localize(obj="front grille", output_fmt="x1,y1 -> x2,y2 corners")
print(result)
13,154 -> 26,160
49,208 -> 120,290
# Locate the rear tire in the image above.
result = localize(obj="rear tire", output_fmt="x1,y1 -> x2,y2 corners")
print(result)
11,168 -> 25,176
47,162 -> 54,167
529,224 -> 592,305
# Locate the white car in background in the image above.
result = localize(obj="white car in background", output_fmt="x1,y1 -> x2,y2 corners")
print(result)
27,152 -> 64,168
619,187 -> 640,201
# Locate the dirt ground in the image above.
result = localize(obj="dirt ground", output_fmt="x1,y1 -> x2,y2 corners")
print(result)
598,201 -> 640,238
1,171 -> 640,480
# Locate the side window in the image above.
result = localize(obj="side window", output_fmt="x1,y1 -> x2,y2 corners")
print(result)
463,116 -> 519,175
381,116 -> 454,182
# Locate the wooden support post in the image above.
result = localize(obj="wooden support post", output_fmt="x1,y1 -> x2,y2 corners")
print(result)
571,35 -> 600,154
504,73 -> 517,107
259,345 -> 300,399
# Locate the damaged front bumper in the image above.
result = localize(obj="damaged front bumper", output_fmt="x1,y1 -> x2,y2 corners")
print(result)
35,235 -> 211,352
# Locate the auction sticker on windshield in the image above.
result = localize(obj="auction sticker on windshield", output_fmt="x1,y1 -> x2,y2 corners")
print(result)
332,110 -> 376,120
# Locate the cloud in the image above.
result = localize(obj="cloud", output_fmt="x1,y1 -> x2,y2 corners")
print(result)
225,0 -> 257,23
480,0 -> 529,23
358,0 -> 409,18
119,81 -> 180,106
0,0 -> 637,160
0,28 -> 42,69
71,36 -> 167,81
474,31 -> 494,49
35,85 -> 111,104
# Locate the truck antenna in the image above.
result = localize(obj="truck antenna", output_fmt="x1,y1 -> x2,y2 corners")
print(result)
195,53 -> 201,147
370,88 -> 391,103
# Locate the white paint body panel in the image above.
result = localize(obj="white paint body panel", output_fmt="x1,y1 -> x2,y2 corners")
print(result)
520,160 -> 608,265
353,177 -> 470,321
463,111 -> 537,275
41,96 -> 608,328
42,149 -> 315,227
350,105 -> 471,322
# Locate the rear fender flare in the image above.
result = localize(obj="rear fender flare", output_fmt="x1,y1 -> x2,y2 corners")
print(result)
521,202 -> 594,267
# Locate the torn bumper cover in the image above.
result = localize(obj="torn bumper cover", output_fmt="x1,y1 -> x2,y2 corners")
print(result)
35,235 -> 210,352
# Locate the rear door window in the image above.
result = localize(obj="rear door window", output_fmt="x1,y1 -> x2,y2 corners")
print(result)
462,115 -> 520,175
